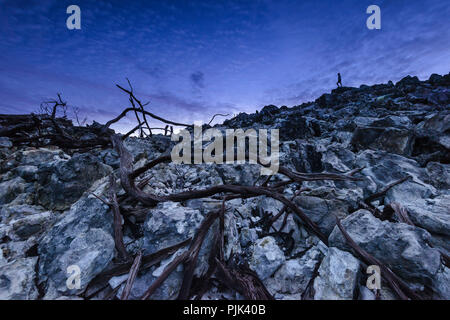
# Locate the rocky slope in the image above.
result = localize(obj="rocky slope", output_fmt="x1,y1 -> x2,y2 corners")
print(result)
0,73 -> 449,300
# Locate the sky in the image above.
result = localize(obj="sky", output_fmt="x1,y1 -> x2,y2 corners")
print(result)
0,0 -> 449,133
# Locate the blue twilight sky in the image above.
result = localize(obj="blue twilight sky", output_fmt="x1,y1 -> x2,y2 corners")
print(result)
0,0 -> 449,133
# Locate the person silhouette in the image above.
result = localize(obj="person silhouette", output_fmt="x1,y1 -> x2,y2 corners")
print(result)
337,73 -> 343,87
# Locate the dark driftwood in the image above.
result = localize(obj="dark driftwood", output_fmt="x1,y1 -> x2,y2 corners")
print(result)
191,202 -> 227,300
103,107 -> 192,131
215,258 -> 274,300
122,122 -> 144,140
177,210 -> 221,300
120,251 -> 143,300
39,93 -> 67,119
358,201 -> 387,220
107,175 -> 131,262
364,176 -> 410,204
207,113 -> 230,126
267,188 -> 305,231
84,239 -> 190,299
141,210 -> 221,300
386,202 -> 415,225
117,80 -> 153,137
140,250 -> 189,300
140,199 -> 274,301
301,258 -> 321,300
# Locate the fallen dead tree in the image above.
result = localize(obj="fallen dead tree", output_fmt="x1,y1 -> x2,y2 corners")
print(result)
0,81 -> 192,151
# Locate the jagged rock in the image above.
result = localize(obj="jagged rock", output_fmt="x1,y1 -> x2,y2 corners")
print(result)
426,162 -> 450,190
426,89 -> 450,106
143,202 -> 204,253
9,210 -> 54,241
350,116 -> 379,128
0,257 -> 38,299
433,266 -> 450,299
396,75 -> 420,88
223,212 -> 241,261
319,144 -> 355,172
0,246 -> 6,265
351,126 -> 414,155
0,204 -> 46,225
14,165 -> 39,182
264,245 -> 325,299
124,135 -> 172,159
354,150 -> 429,192
143,200 -> 218,278
411,112 -> 450,164
358,286 -> 376,300
429,73 -> 443,85
313,247 -> 360,300
0,237 -> 37,262
185,197 -> 223,214
260,104 -> 279,116
15,148 -> 70,166
383,179 -> 448,237
272,211 -> 305,256
315,93 -> 337,108
257,196 -> 284,217
36,153 -> 112,210
328,209 -> 441,285
201,286 -> 241,300
294,195 -> 349,236
277,112 -> 314,141
0,177 -> 29,205
389,195 -> 450,237
287,141 -> 323,173
385,179 -> 435,204
214,163 -> 259,186
418,112 -> 450,133
0,137 -> 12,148
97,149 -> 120,169
239,227 -> 258,248
371,115 -> 412,129
248,236 -> 285,280
38,179 -> 115,296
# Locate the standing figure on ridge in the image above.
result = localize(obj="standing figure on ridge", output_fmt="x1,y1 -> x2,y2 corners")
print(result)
337,73 -> 343,87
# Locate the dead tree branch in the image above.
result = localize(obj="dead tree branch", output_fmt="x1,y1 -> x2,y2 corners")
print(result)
107,174 -> 131,262
364,176 -> 410,204
40,93 -> 67,119
120,251 -> 143,300
207,113 -> 230,126
385,202 -> 415,225
215,258 -> 274,300
177,210 -> 221,299
84,239 -> 190,299
102,107 -> 192,132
